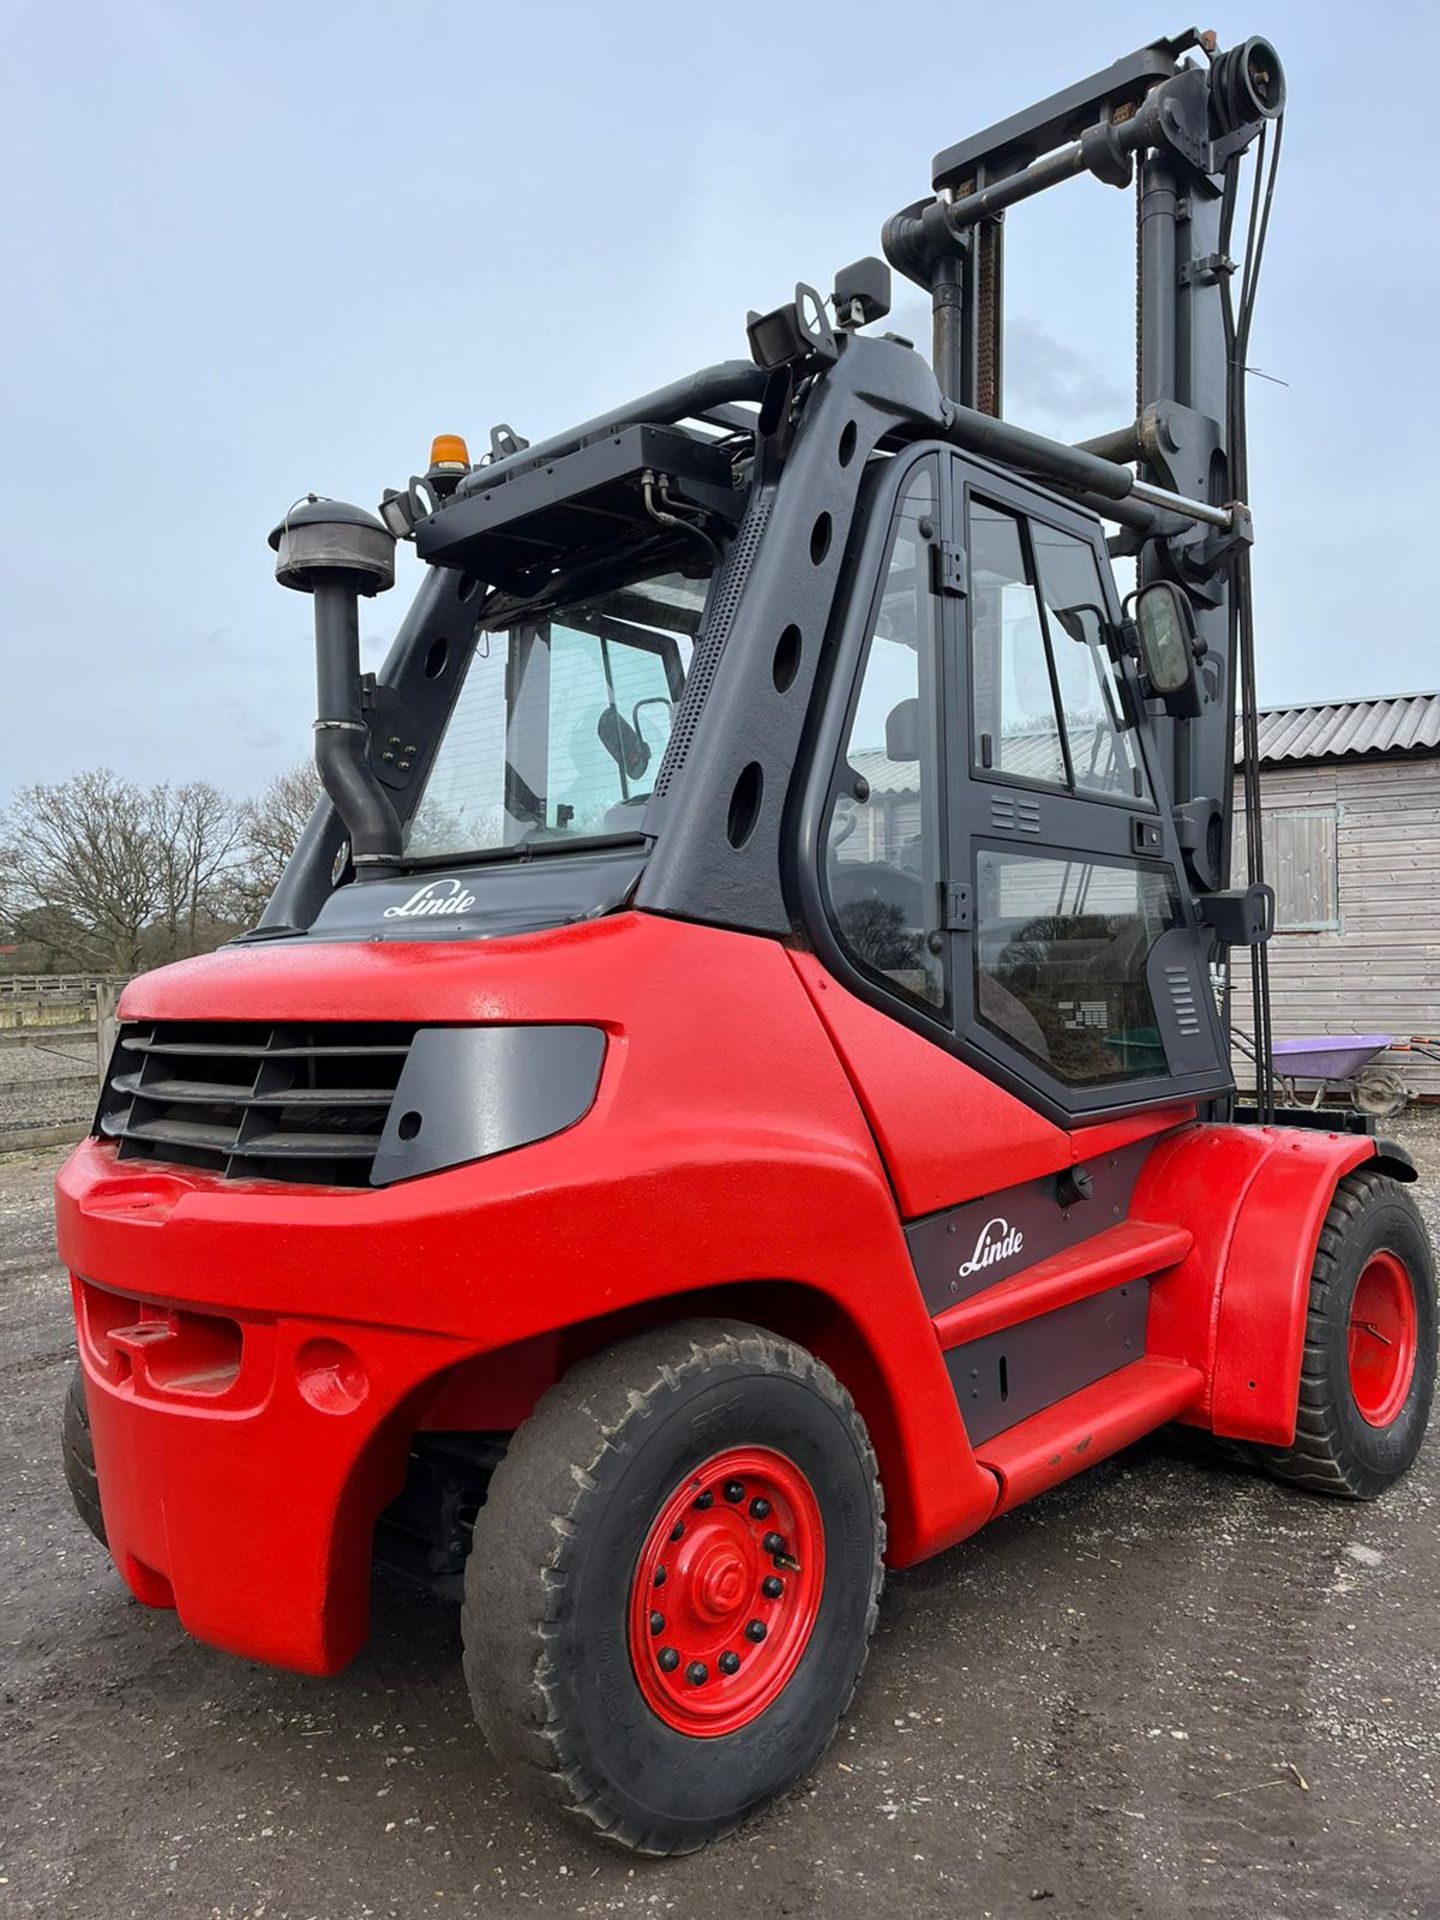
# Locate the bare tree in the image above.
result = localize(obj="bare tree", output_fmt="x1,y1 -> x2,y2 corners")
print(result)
1,760 -> 333,970
151,781 -> 245,957
1,770 -> 167,971
231,761 -> 323,918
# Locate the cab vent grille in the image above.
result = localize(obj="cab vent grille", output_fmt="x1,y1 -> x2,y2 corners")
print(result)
654,490 -> 772,796
990,793 -> 1042,834
1165,966 -> 1202,1037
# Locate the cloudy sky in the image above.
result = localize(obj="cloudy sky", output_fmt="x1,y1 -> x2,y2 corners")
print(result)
3,0 -> 1435,804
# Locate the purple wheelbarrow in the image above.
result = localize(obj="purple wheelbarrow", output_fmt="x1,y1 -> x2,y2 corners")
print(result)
1235,1031 -> 1409,1116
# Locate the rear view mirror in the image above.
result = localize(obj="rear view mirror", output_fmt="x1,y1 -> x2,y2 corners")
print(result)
597,705 -> 651,781
1134,581 -> 1197,696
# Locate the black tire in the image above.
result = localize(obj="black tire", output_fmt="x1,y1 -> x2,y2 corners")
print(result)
1257,1168 -> 1436,1500
62,1363 -> 107,1545
462,1318 -> 884,1855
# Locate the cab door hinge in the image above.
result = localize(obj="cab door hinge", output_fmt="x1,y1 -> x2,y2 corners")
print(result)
930,540 -> 967,597
942,882 -> 973,931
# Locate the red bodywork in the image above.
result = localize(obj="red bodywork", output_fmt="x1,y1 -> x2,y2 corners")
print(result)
57,911 -> 1377,1675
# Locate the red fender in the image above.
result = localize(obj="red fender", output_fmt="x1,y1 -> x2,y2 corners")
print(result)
1134,1122 -> 1376,1444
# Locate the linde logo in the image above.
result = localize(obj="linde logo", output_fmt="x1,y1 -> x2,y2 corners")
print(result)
382,879 -> 478,920
956,1216 -> 1024,1279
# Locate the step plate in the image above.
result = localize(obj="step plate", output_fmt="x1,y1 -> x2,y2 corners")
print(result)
945,1279 -> 1149,1446
906,1137 -> 1156,1314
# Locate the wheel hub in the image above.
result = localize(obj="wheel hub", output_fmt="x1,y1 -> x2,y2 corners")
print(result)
692,1542 -> 749,1619
1348,1248 -> 1419,1428
628,1445 -> 825,1737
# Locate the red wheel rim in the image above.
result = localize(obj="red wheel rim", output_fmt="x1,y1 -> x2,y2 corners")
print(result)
628,1446 -> 825,1737
1348,1249 -> 1418,1428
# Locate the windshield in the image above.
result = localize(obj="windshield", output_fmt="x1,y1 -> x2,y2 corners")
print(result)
405,566 -> 710,861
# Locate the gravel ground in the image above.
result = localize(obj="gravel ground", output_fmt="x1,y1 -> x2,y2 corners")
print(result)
2,1116 -> 1439,1919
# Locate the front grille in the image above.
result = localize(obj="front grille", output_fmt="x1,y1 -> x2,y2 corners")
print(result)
98,1021 -> 416,1187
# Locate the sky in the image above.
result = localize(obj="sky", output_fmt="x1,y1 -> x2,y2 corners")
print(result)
3,0 -> 1436,805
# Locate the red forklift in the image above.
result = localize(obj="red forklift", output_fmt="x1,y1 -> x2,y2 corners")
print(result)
58,29 -> 1434,1855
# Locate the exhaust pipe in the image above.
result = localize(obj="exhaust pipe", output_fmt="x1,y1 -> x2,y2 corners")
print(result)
269,498 -> 402,879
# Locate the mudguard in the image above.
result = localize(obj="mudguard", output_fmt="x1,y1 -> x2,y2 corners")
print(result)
1135,1122 -> 1377,1445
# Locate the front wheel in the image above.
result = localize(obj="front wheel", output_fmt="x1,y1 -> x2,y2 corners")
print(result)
462,1319 -> 885,1855
1258,1168 -> 1436,1499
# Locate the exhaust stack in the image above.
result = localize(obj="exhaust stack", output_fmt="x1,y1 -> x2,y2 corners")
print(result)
269,498 -> 401,879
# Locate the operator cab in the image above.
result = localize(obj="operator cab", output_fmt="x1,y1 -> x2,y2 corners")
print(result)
259,332 -> 1232,1133
259,25 -> 1283,1129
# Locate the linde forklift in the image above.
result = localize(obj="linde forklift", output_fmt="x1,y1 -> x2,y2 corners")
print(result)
58,28 -> 1435,1854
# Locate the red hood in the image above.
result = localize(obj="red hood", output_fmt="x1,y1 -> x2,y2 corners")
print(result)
119,913 -> 648,1026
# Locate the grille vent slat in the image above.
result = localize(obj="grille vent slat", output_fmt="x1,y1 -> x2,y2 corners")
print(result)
990,793 -> 1042,835
1164,964 -> 1202,1037
98,1021 -> 415,1187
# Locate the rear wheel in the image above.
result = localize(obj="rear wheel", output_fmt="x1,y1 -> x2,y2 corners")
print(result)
462,1319 -> 884,1855
1258,1168 -> 1436,1499
62,1363 -> 107,1545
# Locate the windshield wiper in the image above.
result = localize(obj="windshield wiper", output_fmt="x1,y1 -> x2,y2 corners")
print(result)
400,831 -> 649,873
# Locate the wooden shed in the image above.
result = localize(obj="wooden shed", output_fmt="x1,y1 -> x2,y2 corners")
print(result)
1230,692 -> 1440,1100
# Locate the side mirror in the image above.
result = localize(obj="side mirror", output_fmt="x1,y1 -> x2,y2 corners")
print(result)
885,697 -> 920,762
1134,581 -> 1202,716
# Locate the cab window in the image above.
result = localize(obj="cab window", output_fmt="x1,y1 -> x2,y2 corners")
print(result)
969,502 -> 1066,786
825,460 -> 945,1011
969,499 -> 1147,805
974,849 -> 1180,1084
1030,521 -> 1148,803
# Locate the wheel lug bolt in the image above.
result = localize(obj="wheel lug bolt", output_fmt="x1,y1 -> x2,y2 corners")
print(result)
658,1646 -> 680,1672
745,1618 -> 767,1643
749,1497 -> 771,1520
685,1660 -> 709,1686
670,1521 -> 685,1542
719,1651 -> 740,1675
762,1531 -> 785,1555
653,1566 -> 667,1587
694,1489 -> 714,1510
649,1612 -> 665,1636
723,1480 -> 746,1503
762,1575 -> 784,1599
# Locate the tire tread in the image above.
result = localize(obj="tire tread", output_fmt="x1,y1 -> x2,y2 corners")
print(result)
462,1318 -> 884,1854
1259,1168 -> 1434,1500
62,1363 -> 107,1545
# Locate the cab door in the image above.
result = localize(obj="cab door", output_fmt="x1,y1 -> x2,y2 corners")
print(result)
945,457 -> 1231,1119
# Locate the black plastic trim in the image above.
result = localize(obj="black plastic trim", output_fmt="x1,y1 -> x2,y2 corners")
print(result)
371,1026 -> 606,1186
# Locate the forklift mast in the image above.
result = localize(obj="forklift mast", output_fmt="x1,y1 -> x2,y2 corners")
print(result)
883,29 -> 1284,898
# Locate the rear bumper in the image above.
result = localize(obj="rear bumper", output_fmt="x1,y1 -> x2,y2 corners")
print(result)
62,1146 -> 469,1673
72,1274 -> 461,1673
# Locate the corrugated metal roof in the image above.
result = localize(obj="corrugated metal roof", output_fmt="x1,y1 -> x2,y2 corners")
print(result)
1240,693 -> 1440,766
850,749 -> 919,795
